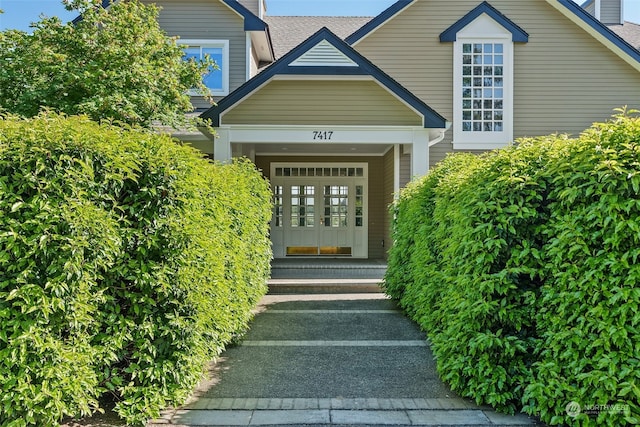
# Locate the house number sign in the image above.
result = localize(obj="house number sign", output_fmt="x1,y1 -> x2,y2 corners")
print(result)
312,131 -> 334,141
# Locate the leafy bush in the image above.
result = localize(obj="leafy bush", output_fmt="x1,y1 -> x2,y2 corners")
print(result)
385,109 -> 640,425
0,113 -> 272,426
387,139 -> 558,413
385,153 -> 482,325
522,111 -> 640,426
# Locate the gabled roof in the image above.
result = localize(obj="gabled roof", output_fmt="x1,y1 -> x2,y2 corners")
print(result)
547,0 -> 640,70
265,16 -> 372,59
345,0 -> 414,45
343,0 -> 640,69
439,1 -> 529,42
200,27 -> 448,129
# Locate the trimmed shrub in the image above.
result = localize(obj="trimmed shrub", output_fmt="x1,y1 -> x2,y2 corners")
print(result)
523,110 -> 640,426
0,113 -> 272,426
385,109 -> 640,425
387,139 -> 560,412
385,152 -> 482,324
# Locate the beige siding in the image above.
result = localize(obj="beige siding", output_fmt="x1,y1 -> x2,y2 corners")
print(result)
223,80 -> 423,125
585,2 -> 596,17
354,0 -> 640,165
255,156 -> 389,259
142,0 -> 248,96
430,142 -> 453,169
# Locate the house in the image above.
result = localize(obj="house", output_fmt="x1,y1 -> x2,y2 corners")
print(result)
137,0 -> 640,259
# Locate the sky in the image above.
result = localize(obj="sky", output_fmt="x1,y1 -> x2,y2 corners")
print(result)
1,0 -> 639,32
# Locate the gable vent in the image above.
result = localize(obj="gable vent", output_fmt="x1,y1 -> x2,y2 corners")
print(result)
290,40 -> 358,67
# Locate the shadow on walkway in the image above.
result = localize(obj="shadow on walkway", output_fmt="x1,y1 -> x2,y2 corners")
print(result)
150,292 -> 542,426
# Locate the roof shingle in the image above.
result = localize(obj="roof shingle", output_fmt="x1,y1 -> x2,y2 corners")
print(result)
607,21 -> 640,50
264,16 -> 372,59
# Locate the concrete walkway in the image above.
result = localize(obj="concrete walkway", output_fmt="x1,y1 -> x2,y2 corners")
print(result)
148,292 -> 541,426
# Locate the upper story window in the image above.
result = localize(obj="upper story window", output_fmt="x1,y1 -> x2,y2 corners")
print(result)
460,41 -> 506,135
179,40 -> 229,96
453,26 -> 513,150
440,3 -> 528,150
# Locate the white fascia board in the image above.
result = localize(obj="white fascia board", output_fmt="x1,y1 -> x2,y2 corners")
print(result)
544,0 -> 640,72
221,124 -> 424,144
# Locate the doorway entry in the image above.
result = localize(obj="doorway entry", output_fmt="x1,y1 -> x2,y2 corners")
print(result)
271,163 -> 368,258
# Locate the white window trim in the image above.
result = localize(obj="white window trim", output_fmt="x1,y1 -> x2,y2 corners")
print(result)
178,39 -> 229,97
452,16 -> 514,150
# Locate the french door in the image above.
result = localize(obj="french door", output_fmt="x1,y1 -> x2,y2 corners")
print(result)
271,164 -> 368,258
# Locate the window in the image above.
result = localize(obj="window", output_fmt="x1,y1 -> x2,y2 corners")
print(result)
179,40 -> 229,96
461,43 -> 504,133
450,14 -> 517,150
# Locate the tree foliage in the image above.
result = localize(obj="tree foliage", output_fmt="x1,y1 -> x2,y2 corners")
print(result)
0,0 -> 212,129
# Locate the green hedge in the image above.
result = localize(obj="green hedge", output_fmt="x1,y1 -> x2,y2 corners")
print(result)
385,109 -> 640,426
0,113 -> 273,427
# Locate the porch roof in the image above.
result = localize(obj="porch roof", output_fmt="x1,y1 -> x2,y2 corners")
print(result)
200,27 -> 448,129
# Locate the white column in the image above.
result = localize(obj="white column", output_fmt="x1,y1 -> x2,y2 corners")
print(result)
214,128 -> 232,163
412,130 -> 429,177
393,144 -> 401,196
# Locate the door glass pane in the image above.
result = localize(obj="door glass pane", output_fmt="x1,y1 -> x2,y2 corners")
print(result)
290,185 -> 314,228
323,185 -> 348,228
355,185 -> 364,227
273,185 -> 283,227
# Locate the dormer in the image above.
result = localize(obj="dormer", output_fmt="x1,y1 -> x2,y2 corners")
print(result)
440,1 -> 528,149
582,0 -> 624,25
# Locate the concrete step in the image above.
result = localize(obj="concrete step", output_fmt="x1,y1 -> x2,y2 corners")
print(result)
270,260 -> 387,279
267,278 -> 383,293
